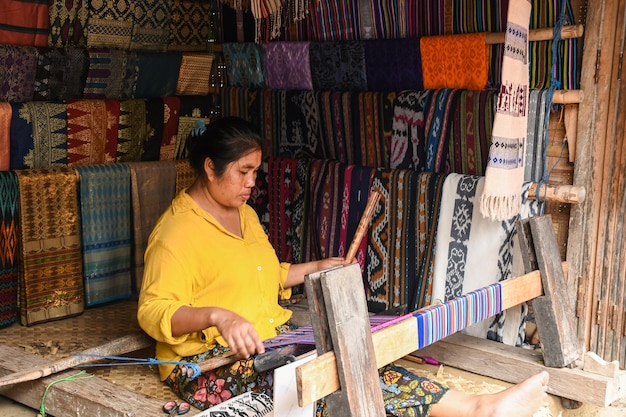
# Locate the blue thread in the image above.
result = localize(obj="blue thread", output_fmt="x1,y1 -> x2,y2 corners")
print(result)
191,119 -> 207,137
73,354 -> 202,379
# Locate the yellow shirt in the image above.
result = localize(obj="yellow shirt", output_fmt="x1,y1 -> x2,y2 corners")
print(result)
137,190 -> 292,380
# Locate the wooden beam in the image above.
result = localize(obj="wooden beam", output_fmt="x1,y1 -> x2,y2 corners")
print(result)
297,266 -> 553,406
415,333 -> 625,408
0,344 -> 165,417
485,23 -> 584,44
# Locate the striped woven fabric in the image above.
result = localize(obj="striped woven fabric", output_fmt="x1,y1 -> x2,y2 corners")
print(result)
424,88 -> 463,173
128,161 -> 177,295
369,0 -> 445,39
75,164 -> 132,307
291,158 -> 311,264
15,167 -> 84,326
353,92 -> 389,168
524,89 -> 549,183
307,0 -> 360,41
0,171 -> 19,328
47,0 -> 88,47
317,91 -> 354,164
83,48 -> 127,99
219,87 -> 252,121
0,0 -> 49,47
176,53 -> 215,96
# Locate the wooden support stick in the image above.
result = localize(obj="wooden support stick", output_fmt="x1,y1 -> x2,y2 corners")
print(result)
528,183 -> 586,204
0,332 -> 153,387
552,89 -> 584,104
345,190 -> 381,262
485,23 -> 584,44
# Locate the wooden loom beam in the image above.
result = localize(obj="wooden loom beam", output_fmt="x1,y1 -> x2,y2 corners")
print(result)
485,23 -> 584,44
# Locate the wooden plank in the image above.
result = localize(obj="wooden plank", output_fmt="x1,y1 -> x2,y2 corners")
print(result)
415,333 -> 624,408
0,344 -> 166,417
297,266 -> 549,406
317,263 -> 385,417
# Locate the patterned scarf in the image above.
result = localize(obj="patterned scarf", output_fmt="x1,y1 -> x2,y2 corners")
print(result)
222,43 -> 266,88
47,0 -> 88,47
9,103 -> 35,170
86,0 -> 133,49
134,52 -> 182,98
309,41 -> 366,91
176,53 -> 216,96
117,99 -> 147,163
0,45 -> 37,103
266,157 -> 299,263
21,102 -> 69,168
130,0 -> 171,51
75,164 -> 132,307
66,99 -> 109,165
0,171 -> 19,328
15,167 -> 84,326
480,0 -> 531,221
83,48 -> 127,99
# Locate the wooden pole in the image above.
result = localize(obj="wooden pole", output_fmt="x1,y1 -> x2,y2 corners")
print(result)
345,190 -> 380,262
528,183 -> 586,204
485,23 -> 584,44
0,332 -> 153,387
552,89 -> 584,104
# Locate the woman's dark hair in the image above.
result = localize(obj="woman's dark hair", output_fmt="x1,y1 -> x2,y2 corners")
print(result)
186,116 -> 263,177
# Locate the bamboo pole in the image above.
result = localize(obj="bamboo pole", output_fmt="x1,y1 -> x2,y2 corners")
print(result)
528,183 -> 586,204
485,23 -> 584,44
552,89 -> 584,104
345,190 -> 381,262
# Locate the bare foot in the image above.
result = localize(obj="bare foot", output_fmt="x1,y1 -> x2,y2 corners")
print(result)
431,371 -> 550,417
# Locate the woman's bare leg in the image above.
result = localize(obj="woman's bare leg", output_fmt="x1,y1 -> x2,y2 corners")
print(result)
430,371 -> 550,417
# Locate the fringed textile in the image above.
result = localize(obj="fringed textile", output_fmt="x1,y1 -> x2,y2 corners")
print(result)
9,103 -> 35,170
117,99 -> 147,163
420,33 -> 489,91
128,161 -> 176,295
15,167 -> 84,326
524,89 -> 548,182
168,0 -> 213,51
480,0 -> 530,221
0,0 -> 49,47
134,52 -> 182,98
432,174 -> 540,346
47,0 -> 88,47
83,48 -> 127,99
262,42 -> 313,90
309,41 -> 367,91
85,0 -> 133,49
176,53 -> 215,96
390,90 -> 432,170
174,159 -> 196,193
363,38 -> 423,92
222,43 -> 265,88
66,99 -> 109,165
75,164 -> 132,306
160,96 -> 181,161
0,103 -> 11,170
130,0 -> 171,51
22,101 -> 68,168
448,90 -> 497,176
266,157 -> 299,263
0,45 -> 37,103
424,88 -> 463,173
0,171 -> 19,328
365,168 -> 419,313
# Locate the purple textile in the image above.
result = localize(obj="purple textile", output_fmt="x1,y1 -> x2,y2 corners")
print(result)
262,42 -> 313,90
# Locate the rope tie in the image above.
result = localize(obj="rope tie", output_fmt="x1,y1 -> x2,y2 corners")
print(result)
37,370 -> 93,417
73,353 -> 202,379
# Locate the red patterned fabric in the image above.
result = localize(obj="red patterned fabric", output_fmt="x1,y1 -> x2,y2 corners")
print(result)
66,99 -> 108,165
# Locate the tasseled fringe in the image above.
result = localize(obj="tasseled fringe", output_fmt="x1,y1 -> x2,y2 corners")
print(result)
479,193 -> 522,221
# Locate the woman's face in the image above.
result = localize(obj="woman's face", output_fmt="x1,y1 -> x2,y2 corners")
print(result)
208,149 -> 262,209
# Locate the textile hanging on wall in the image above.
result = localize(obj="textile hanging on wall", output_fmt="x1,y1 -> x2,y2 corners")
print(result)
432,174 -> 540,345
33,48 -> 67,102
220,86 -> 252,121
271,90 -> 321,159
0,0 -> 50,47
0,171 -> 19,328
15,167 -> 84,326
309,41 -> 367,91
390,90 -> 432,170
262,42 -> 313,90
168,0 -> 213,51
160,96 -> 181,161
47,0 -> 88,47
85,0 -> 133,49
317,91 -> 355,164
524,89 -> 548,182
176,53 -> 215,96
365,168 -> 420,313
353,92 -> 389,168
369,0 -> 445,39
75,164 -> 132,307
128,161 -> 176,295
130,0 -> 171,51
363,38 -> 423,92
291,158 -> 311,265
480,0 -> 531,221
103,99 -> 120,163
424,88 -> 463,173
420,33 -> 489,91
83,48 -> 127,99
66,99 -> 109,165
21,102 -> 68,168
266,157 -> 299,263
117,99 -> 147,163
134,52 -> 182,98
0,103 -> 11,170
9,103 -> 34,170
61,48 -> 89,101
0,45 -> 37,103
222,43 -> 266,88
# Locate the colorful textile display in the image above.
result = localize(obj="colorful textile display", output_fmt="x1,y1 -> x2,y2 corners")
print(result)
83,49 -> 127,99
130,0 -> 171,51
262,42 -> 313,90
420,33 -> 489,91
0,171 -> 19,328
128,161 -> 176,294
0,0 -> 50,47
222,43 -> 266,88
266,157 -> 299,263
176,53 -> 215,96
363,38 -> 423,92
480,0 -> 531,221
0,45 -> 37,103
66,99 -> 109,165
168,0 -> 213,51
18,102 -> 68,168
160,96 -> 181,161
117,99 -> 147,163
9,103 -> 35,170
353,92 -> 389,168
424,88 -> 463,173
47,0 -> 88,47
432,174 -> 540,345
0,103 -> 10,170
15,167 -> 84,326
369,0 -> 445,39
291,158 -> 311,264
390,90 -> 432,170
85,0 -> 133,49
76,164 -> 132,306
309,41 -> 367,91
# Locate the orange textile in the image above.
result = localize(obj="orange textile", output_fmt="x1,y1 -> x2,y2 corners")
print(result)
0,0 -> 50,47
420,33 -> 489,91
0,103 -> 10,170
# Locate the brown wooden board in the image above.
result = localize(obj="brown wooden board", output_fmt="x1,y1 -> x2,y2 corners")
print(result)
0,344 -> 167,417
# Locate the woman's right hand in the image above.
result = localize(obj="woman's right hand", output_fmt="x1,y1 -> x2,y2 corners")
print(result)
211,308 -> 265,359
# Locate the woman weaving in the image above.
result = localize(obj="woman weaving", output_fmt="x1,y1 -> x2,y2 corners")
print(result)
137,116 -> 550,417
